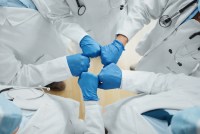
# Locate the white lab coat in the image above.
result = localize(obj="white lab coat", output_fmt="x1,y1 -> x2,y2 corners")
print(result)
32,0 -> 128,46
0,0 -> 128,86
0,7 -> 73,86
103,0 -> 200,133
0,85 -> 104,134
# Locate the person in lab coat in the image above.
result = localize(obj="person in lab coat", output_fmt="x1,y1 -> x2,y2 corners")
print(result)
0,0 -> 92,89
32,0 -> 128,66
78,72 -> 104,134
171,106 -> 200,134
0,0 -> 129,89
0,94 -> 22,134
0,72 -> 104,134
96,0 -> 200,133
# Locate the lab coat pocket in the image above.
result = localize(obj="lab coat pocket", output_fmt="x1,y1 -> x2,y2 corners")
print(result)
166,43 -> 200,75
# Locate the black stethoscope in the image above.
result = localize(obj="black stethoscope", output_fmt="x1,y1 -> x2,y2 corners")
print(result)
76,0 -> 86,16
0,86 -> 50,101
159,0 -> 197,28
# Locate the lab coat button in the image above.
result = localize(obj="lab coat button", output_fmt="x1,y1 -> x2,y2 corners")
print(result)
163,38 -> 168,41
120,5 -> 124,10
169,49 -> 173,54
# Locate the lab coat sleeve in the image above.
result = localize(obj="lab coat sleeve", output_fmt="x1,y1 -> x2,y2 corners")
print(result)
0,45 -> 72,86
84,101 -> 104,134
121,70 -> 200,94
32,0 -> 87,44
116,0 -> 178,40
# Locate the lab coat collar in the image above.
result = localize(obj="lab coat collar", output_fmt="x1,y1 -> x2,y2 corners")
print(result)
0,7 -> 37,26
17,94 -> 85,134
175,0 -> 198,28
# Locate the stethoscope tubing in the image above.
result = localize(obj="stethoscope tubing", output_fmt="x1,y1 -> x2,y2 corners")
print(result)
159,0 -> 197,28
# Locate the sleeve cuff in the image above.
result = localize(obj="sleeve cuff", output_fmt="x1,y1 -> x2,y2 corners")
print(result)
120,70 -> 138,91
55,20 -> 88,44
84,101 -> 99,106
64,56 -> 73,78
41,56 -> 73,84
121,70 -> 156,94
116,16 -> 144,40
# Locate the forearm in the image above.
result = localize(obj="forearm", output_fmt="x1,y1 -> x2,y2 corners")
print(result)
84,101 -> 104,134
32,0 -> 87,44
1,56 -> 71,87
121,70 -> 200,94
116,0 -> 173,40
54,18 -> 88,44
116,34 -> 128,46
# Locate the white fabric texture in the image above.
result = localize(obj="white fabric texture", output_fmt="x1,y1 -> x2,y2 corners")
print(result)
104,0 -> 200,133
0,7 -> 72,87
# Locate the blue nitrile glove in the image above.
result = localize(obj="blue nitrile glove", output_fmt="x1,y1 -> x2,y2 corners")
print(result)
80,35 -> 101,58
171,107 -> 200,134
0,95 -> 22,134
98,63 -> 122,89
67,54 -> 90,77
78,72 -> 99,101
101,40 -> 124,66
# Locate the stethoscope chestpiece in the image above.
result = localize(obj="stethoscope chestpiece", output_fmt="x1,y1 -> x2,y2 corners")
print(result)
78,5 -> 86,16
159,0 -> 197,28
159,15 -> 172,28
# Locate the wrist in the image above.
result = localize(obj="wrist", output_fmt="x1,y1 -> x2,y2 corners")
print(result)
84,97 -> 99,101
80,35 -> 90,47
116,34 -> 128,46
84,101 -> 99,106
114,40 -> 125,51
66,56 -> 76,76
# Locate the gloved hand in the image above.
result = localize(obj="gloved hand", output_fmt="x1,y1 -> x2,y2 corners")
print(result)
80,35 -> 101,58
171,107 -> 200,134
67,54 -> 90,77
78,72 -> 99,101
0,95 -> 22,134
101,40 -> 124,66
98,63 -> 122,89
